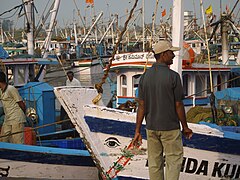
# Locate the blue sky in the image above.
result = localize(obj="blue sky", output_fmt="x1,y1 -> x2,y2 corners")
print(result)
0,0 -> 239,28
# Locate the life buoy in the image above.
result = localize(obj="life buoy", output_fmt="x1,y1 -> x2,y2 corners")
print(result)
182,41 -> 195,67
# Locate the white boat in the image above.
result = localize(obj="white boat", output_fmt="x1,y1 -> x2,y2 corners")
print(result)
54,86 -> 240,180
53,0 -> 240,179
105,45 -> 238,108
0,142 -> 98,179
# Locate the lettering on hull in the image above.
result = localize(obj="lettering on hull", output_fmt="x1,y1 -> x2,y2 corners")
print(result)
181,157 -> 240,179
0,166 -> 10,177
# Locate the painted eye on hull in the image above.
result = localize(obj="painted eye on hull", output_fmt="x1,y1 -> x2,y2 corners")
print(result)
104,137 -> 121,148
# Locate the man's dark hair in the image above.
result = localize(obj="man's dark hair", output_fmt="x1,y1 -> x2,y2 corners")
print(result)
67,71 -> 74,76
0,71 -> 6,83
153,52 -> 161,60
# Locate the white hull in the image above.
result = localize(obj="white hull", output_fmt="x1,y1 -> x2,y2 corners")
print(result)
0,142 -> 98,179
0,158 -> 98,179
54,87 -> 240,180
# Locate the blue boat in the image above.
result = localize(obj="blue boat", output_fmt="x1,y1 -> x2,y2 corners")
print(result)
0,45 -> 98,179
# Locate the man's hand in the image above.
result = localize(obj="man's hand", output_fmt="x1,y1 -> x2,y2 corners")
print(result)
132,132 -> 142,147
182,127 -> 193,139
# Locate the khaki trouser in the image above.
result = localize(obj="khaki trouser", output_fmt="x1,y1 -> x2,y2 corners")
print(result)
0,122 -> 25,144
147,129 -> 183,180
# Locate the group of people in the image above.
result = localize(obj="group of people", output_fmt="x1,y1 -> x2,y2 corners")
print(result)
0,70 -> 81,144
0,40 -> 192,179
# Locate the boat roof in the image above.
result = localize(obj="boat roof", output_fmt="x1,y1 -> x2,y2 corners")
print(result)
0,57 -> 58,65
0,58 -> 37,65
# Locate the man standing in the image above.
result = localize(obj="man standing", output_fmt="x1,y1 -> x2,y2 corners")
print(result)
60,70 -> 81,129
0,71 -> 26,144
66,71 -> 81,86
132,40 -> 193,180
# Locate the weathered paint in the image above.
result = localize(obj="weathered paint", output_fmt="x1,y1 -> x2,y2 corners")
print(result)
54,86 -> 240,180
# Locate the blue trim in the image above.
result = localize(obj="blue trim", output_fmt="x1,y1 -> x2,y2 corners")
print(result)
37,138 -> 87,149
199,122 -> 240,140
183,97 -> 209,106
85,116 -> 240,155
37,58 -> 58,65
0,142 -> 94,166
0,142 -> 89,156
117,97 -> 135,105
117,176 -> 143,180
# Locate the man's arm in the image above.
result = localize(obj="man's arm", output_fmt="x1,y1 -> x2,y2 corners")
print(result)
17,101 -> 26,114
132,98 -> 144,146
175,101 -> 193,139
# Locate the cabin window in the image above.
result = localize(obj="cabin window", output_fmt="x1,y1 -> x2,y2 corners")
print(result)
182,74 -> 189,96
195,74 -> 206,97
120,75 -> 127,96
192,43 -> 196,48
132,74 -> 141,97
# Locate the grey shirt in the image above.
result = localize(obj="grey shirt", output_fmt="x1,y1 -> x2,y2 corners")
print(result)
138,63 -> 184,131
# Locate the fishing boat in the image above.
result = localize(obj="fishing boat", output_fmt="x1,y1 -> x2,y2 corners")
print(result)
0,142 -> 97,179
54,86 -> 240,180
54,0 -> 240,179
0,45 -> 100,179
0,1 -> 100,178
70,11 -> 113,76
106,44 -> 233,108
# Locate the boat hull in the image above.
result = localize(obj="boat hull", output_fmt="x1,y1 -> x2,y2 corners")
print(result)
54,87 -> 240,180
0,142 -> 98,179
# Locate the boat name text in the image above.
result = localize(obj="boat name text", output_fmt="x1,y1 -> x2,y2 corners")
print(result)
181,157 -> 240,179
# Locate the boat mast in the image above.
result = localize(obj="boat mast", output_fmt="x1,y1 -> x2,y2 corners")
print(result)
142,0 -> 145,52
73,20 -> 78,46
36,0 -> 60,82
151,0 -> 159,46
23,0 -> 34,55
42,0 -> 60,58
0,23 -> 4,43
80,11 -> 103,45
221,13 -> 229,65
171,0 -> 184,75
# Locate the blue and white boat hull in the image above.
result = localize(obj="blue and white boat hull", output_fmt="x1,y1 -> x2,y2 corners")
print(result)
0,142 -> 98,179
54,87 -> 240,180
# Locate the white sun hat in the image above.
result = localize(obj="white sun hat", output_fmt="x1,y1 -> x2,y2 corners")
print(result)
153,40 -> 180,54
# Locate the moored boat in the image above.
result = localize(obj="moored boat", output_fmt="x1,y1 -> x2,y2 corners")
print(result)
54,86 -> 240,180
0,142 -> 97,179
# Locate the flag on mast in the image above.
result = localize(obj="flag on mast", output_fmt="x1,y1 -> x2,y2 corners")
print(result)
86,0 -> 94,5
205,5 -> 212,15
226,5 -> 230,14
161,9 -> 166,17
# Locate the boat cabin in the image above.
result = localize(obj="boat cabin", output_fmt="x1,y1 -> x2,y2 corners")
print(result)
109,51 -> 239,108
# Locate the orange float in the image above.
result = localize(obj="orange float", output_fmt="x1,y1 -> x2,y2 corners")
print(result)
182,41 -> 195,67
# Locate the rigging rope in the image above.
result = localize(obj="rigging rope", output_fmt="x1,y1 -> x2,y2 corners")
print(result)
92,0 -> 139,104
0,119 -> 71,139
200,0 -> 217,123
0,0 -> 33,17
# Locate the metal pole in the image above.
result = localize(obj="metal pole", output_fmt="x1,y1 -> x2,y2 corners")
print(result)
142,0 -> 145,52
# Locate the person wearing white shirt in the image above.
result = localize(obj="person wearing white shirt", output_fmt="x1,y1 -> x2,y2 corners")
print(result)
61,71 -> 81,130
66,71 -> 81,86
